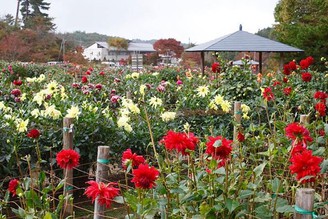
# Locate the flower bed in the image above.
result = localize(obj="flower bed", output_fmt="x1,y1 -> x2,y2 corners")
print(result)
0,56 -> 327,218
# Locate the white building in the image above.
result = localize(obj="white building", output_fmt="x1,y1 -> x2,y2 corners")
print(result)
83,42 -> 155,62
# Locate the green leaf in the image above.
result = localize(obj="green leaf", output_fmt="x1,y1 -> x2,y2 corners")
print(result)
253,162 -> 267,178
239,190 -> 253,199
313,147 -> 325,156
113,196 -> 125,204
320,159 -> 328,173
276,205 -> 294,213
255,205 -> 272,219
225,198 -> 239,213
271,177 -> 280,194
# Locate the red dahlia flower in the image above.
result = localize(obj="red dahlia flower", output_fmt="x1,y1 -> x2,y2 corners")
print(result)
285,123 -> 313,147
205,136 -> 233,160
283,87 -> 292,96
283,77 -> 289,83
288,61 -> 297,70
272,81 -> 281,87
8,179 -> 19,196
95,84 -> 102,90
131,164 -> 159,189
237,132 -> 245,142
13,80 -> 22,86
84,181 -> 120,208
283,64 -> 291,75
212,62 -> 220,73
122,149 -> 145,170
301,72 -> 312,82
27,129 -> 40,139
160,130 -> 199,155
300,56 -> 313,69
56,149 -> 80,169
289,149 -> 322,183
81,76 -> 88,83
10,89 -> 21,97
314,91 -> 328,103
315,102 -> 326,117
262,87 -> 274,101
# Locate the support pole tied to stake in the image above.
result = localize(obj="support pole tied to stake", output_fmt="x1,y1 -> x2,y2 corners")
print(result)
63,124 -> 74,133
235,110 -> 242,115
97,159 -> 110,165
294,205 -> 318,218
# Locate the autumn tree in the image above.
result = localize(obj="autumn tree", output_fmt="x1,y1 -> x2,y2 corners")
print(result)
273,0 -> 328,67
153,38 -> 184,58
64,46 -> 88,65
107,36 -> 129,62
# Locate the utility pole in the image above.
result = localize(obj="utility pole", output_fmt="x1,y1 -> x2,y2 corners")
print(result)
15,0 -> 21,27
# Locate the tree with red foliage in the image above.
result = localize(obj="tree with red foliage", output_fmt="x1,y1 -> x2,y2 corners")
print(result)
153,38 -> 184,58
0,33 -> 30,61
64,46 -> 88,65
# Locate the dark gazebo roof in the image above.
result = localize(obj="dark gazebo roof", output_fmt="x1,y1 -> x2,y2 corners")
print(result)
186,26 -> 303,73
186,29 -> 303,53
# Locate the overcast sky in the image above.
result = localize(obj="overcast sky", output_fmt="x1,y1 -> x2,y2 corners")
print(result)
0,0 -> 279,44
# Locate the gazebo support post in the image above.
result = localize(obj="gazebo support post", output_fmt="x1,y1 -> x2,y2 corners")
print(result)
279,52 -> 284,71
201,51 -> 205,75
259,52 -> 263,73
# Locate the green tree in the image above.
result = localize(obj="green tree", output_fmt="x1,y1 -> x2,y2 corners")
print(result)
273,0 -> 328,67
20,0 -> 55,31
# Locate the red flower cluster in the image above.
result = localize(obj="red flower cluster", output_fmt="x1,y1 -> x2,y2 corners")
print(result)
27,129 -> 40,139
131,164 -> 159,189
84,181 -> 120,208
8,179 -> 19,196
299,56 -> 314,69
301,72 -> 312,82
283,60 -> 297,75
262,87 -> 274,101
56,149 -> 80,169
160,130 -> 199,155
121,149 -> 145,170
285,122 -> 313,148
289,149 -> 322,183
211,62 -> 220,73
205,136 -> 233,162
99,71 -> 105,76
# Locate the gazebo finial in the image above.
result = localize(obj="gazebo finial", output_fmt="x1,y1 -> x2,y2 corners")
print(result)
239,24 -> 242,31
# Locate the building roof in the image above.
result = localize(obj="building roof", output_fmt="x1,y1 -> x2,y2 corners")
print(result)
186,30 -> 303,52
93,42 -> 155,52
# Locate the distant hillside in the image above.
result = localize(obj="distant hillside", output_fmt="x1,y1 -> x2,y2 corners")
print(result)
55,31 -> 160,48
56,31 -> 111,47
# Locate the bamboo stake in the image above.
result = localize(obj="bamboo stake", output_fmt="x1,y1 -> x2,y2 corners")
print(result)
94,146 -> 110,219
63,117 -> 74,217
294,188 -> 315,219
233,101 -> 242,142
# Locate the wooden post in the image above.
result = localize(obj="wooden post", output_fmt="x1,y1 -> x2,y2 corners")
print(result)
63,117 -> 74,217
233,101 -> 242,142
300,115 -> 309,124
294,188 -> 315,219
94,146 -> 110,219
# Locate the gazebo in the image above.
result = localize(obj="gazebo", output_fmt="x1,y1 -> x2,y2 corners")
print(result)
186,25 -> 304,74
